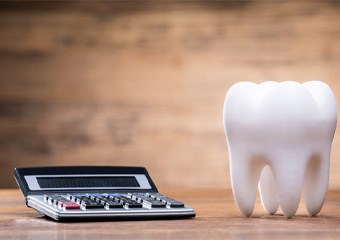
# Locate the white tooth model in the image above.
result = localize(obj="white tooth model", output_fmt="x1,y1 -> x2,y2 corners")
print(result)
223,81 -> 337,218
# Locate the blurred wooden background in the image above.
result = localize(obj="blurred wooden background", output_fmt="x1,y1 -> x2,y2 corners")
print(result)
1,1 -> 340,189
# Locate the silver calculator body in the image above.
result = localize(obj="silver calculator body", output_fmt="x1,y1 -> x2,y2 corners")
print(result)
14,166 -> 196,221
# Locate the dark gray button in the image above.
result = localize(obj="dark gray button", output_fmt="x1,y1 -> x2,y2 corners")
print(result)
105,201 -> 124,209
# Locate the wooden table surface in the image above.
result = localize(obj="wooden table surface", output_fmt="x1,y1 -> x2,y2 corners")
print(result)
0,189 -> 339,239
2,1 -> 340,190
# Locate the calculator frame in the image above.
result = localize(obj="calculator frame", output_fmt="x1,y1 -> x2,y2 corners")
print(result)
14,166 -> 196,221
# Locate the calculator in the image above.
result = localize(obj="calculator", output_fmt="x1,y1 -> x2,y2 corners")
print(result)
14,166 -> 196,221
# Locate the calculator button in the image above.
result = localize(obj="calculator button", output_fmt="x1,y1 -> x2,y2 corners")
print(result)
75,197 -> 89,204
89,194 -> 102,201
81,197 -> 101,203
53,198 -> 66,206
120,197 -> 133,203
129,193 -> 148,201
114,197 -> 128,203
148,194 -> 164,200
107,194 -> 122,199
95,197 -> 109,203
129,195 -> 139,201
116,197 -> 142,208
43,194 -> 49,202
105,201 -> 124,209
97,197 -> 109,204
143,200 -> 167,208
69,194 -> 86,200
47,197 -> 54,205
81,201 -> 104,209
47,195 -> 67,206
166,201 -> 185,208
139,197 -> 157,202
111,197 -> 122,203
150,194 -> 185,208
124,202 -> 143,208
60,201 -> 81,210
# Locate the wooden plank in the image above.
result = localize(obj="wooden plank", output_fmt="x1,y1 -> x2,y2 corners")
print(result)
0,2 -> 340,188
0,189 -> 339,239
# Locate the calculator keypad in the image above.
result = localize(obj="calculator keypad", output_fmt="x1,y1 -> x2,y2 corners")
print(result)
44,193 -> 185,211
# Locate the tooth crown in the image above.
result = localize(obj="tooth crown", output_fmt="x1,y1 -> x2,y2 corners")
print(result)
223,81 -> 337,218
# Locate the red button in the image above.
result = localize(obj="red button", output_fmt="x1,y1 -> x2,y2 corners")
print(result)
59,201 -> 80,210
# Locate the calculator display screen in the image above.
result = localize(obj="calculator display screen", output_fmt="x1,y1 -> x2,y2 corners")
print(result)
36,176 -> 140,189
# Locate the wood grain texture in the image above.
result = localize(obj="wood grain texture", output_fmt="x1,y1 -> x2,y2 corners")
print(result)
0,189 -> 339,239
1,1 -> 340,188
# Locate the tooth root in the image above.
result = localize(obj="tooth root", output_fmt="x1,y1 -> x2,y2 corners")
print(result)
304,153 -> 330,216
230,152 -> 264,217
259,165 -> 279,215
271,157 -> 307,218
